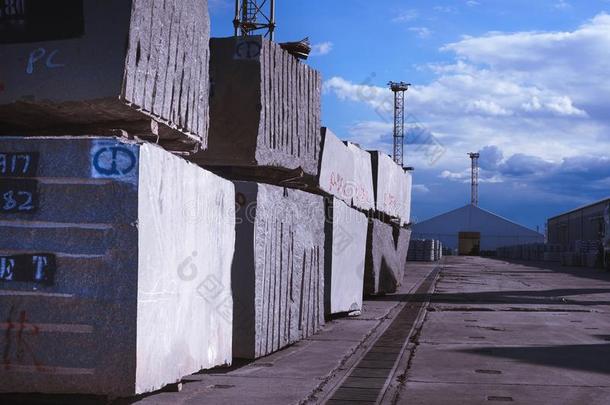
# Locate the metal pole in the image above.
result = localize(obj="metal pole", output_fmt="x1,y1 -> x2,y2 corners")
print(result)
234,0 -> 240,36
388,81 -> 410,168
269,0 -> 275,41
468,152 -> 480,206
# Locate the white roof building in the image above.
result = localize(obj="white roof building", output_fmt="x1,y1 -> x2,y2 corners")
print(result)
412,204 -> 544,255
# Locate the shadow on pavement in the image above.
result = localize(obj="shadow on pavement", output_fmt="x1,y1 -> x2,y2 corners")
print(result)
461,341 -> 610,376
371,287 -> 610,306
489,259 -> 610,283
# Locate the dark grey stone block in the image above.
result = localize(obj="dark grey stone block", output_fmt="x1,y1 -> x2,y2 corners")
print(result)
192,36 -> 322,178
0,0 -> 210,149
232,182 -> 325,359
364,219 -> 412,295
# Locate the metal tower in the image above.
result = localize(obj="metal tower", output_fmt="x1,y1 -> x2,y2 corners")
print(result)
388,81 -> 411,167
468,152 -> 480,206
234,0 -> 276,41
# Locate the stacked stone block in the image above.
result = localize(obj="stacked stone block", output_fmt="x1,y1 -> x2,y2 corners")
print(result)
0,0 -> 211,150
232,183 -> 325,359
193,36 -> 322,179
370,151 -> 412,226
317,128 -> 375,211
407,239 -> 442,262
364,220 -> 412,295
324,197 -> 368,315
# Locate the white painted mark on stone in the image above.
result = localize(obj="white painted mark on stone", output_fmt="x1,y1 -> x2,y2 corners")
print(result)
0,290 -> 74,298
3,364 -> 95,375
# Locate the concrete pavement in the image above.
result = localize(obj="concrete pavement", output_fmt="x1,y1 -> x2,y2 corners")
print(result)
390,256 -> 610,405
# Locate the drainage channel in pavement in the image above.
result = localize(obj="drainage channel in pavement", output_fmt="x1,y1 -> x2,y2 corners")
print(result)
324,267 -> 441,405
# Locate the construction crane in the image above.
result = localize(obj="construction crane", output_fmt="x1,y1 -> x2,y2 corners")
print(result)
234,0 -> 276,40
468,152 -> 480,206
388,81 -> 411,168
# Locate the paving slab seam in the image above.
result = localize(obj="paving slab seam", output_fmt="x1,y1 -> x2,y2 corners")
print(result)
404,380 -> 610,389
319,266 -> 441,405
301,266 -> 438,405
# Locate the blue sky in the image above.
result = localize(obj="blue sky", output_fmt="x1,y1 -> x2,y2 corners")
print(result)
209,1 -> 610,231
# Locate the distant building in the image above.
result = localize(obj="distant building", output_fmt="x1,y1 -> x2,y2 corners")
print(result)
412,204 -> 544,255
547,197 -> 610,251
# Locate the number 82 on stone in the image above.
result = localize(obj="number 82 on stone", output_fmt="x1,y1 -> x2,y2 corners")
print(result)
0,179 -> 38,213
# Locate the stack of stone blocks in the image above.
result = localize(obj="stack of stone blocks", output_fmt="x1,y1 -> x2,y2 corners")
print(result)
0,0 -> 416,398
0,0 -> 233,397
407,239 -> 442,263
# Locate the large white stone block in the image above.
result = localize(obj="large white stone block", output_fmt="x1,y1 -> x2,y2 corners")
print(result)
317,128 -> 375,211
0,137 -> 234,396
370,152 -> 412,225
324,197 -> 368,315
232,182 -> 325,359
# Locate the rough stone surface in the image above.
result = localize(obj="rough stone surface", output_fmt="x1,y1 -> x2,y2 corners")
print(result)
193,36 -> 322,177
324,197 -> 368,315
364,219 -> 412,295
0,0 -> 210,148
0,137 -> 234,396
317,128 -> 375,211
370,152 -> 412,225
232,182 -> 325,359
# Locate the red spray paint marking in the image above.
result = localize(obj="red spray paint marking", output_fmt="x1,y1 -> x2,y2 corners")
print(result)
2,309 -> 42,371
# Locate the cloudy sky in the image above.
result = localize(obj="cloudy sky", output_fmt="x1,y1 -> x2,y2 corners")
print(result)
209,0 -> 610,231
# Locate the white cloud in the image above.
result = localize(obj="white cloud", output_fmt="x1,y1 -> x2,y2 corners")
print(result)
310,42 -> 334,56
393,9 -> 419,23
554,0 -> 571,10
409,27 -> 433,38
441,170 -> 468,180
324,77 -> 391,114
467,99 -> 512,116
413,184 -> 431,193
466,0 -> 480,7
345,121 -> 393,153
434,6 -> 457,13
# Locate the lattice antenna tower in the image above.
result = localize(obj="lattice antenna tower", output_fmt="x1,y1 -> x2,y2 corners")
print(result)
388,81 -> 411,167
234,0 -> 276,40
468,152 -> 480,206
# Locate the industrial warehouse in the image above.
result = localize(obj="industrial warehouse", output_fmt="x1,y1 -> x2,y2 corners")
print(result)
1,1 -> 610,405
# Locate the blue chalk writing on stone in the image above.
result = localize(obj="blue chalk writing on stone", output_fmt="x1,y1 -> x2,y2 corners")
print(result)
26,48 -> 65,74
93,147 -> 137,176
26,48 -> 45,74
46,49 -> 65,69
